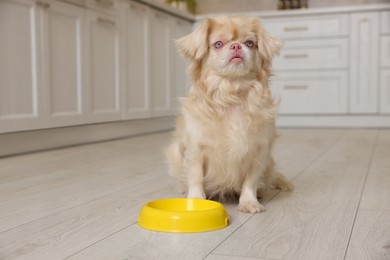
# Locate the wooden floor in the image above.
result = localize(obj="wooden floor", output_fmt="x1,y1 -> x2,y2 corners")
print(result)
0,129 -> 389,260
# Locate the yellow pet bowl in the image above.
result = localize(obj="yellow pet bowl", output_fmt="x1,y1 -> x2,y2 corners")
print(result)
138,198 -> 229,233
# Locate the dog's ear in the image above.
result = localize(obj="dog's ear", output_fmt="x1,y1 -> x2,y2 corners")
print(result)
255,19 -> 282,62
175,18 -> 211,61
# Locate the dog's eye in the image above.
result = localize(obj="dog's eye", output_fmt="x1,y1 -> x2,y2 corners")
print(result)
214,41 -> 224,49
245,40 -> 255,48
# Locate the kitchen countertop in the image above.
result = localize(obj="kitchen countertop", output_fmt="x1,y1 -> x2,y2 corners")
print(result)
54,1 -> 390,22
57,0 -> 195,21
133,0 -> 195,21
197,3 -> 390,20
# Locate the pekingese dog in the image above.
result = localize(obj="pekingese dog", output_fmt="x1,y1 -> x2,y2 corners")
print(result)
165,16 -> 294,213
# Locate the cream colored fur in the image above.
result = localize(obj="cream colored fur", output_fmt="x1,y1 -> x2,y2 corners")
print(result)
165,16 -> 294,213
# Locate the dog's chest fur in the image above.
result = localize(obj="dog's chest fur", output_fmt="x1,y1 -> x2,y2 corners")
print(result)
198,104 -> 269,195
223,106 -> 254,154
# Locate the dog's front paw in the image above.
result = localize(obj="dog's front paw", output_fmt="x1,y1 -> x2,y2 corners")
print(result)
187,189 -> 206,199
237,201 -> 265,213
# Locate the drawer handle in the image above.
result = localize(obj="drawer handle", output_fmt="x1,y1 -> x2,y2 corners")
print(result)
97,17 -> 116,26
96,0 -> 114,6
284,26 -> 308,32
284,85 -> 308,90
130,4 -> 147,13
155,13 -> 168,20
36,1 -> 49,8
284,54 -> 308,59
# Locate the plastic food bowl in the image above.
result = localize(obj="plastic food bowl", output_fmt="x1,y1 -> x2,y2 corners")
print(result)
138,198 -> 229,233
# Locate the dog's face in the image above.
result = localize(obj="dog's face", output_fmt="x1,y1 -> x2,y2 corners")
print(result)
206,18 -> 257,77
176,16 -> 281,80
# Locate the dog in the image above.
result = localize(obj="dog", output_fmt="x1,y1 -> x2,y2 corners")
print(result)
165,16 -> 294,213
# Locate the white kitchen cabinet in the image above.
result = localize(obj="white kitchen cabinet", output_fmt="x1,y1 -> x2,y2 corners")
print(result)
122,1 -> 191,118
85,10 -> 121,123
170,18 -> 192,112
262,14 -> 349,40
86,0 -> 117,14
0,0 -> 193,134
380,12 -> 390,114
381,36 -> 390,68
41,0 -> 86,125
274,38 -> 348,71
350,12 -> 379,114
273,71 -> 348,114
149,9 -> 173,117
262,6 -> 390,126
265,13 -> 349,116
123,1 -> 151,119
0,0 -> 86,134
381,70 -> 390,113
381,11 -> 390,34
0,0 -> 41,133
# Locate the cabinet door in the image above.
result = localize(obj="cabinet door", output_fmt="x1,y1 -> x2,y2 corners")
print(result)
170,18 -> 192,113
85,10 -> 121,123
0,0 -> 42,134
40,0 -> 86,126
272,71 -> 348,114
381,69 -> 390,114
150,10 -> 172,117
123,2 -> 150,119
273,38 -> 348,70
350,12 -> 379,114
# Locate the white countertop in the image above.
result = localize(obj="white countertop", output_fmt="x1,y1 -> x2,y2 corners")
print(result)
55,1 -> 389,22
56,0 -> 195,21
133,0 -> 195,21
197,3 -> 390,20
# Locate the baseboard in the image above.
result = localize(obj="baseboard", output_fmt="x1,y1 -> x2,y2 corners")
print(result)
2,115 -> 389,157
0,117 -> 175,158
276,115 -> 390,128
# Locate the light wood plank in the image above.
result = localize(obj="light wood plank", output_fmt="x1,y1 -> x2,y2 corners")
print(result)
0,132 -> 170,183
212,130 -> 378,260
66,204 -> 254,260
274,129 -> 344,180
0,133 -> 171,233
205,254 -> 268,260
0,174 -> 178,260
345,210 -> 390,260
0,129 -> 374,260
359,130 -> 390,210
64,130 -> 343,260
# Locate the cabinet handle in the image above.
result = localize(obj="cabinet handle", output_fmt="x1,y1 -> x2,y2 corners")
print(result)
284,26 -> 308,32
97,17 -> 116,26
284,85 -> 308,90
284,54 -> 308,59
96,0 -> 114,6
130,4 -> 147,13
155,13 -> 167,20
36,1 -> 50,8
176,20 -> 186,26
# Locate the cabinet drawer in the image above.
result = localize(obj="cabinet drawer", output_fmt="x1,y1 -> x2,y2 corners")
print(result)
381,11 -> 390,34
271,71 -> 348,114
274,38 -> 348,70
381,36 -> 390,67
262,14 -> 349,39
